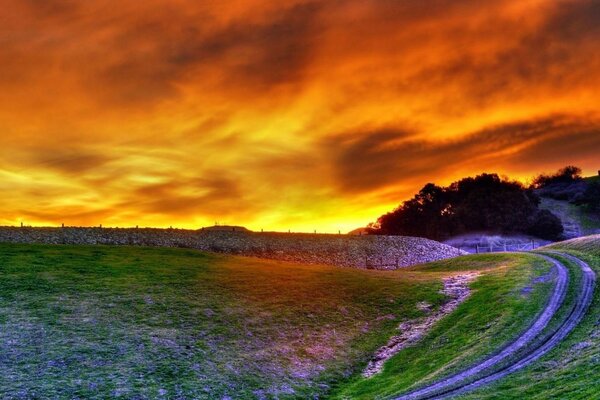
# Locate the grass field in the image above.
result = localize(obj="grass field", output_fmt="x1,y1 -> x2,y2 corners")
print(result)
0,244 -> 560,399
456,235 -> 600,399
0,243 -> 451,399
540,196 -> 600,236
330,253 -> 554,399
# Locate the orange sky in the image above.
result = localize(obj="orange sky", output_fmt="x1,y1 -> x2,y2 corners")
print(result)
1,0 -> 599,232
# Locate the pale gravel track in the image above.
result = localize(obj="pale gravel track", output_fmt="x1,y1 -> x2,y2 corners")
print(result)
393,252 -> 595,400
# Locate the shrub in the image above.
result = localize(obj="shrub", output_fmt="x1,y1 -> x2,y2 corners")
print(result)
532,165 -> 582,189
574,182 -> 600,213
527,210 -> 564,241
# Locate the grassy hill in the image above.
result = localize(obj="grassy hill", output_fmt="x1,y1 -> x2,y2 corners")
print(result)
330,253 -> 554,399
0,244 -> 449,399
537,174 -> 600,238
539,197 -> 600,238
0,244 -> 555,399
455,235 -> 600,399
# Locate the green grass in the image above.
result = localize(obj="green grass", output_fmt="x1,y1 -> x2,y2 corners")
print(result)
540,197 -> 600,235
0,244 -> 565,399
456,235 -> 600,400
330,253 -> 554,399
569,204 -> 600,233
0,243 -> 451,399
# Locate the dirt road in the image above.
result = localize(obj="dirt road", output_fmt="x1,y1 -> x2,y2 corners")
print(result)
394,252 -> 596,400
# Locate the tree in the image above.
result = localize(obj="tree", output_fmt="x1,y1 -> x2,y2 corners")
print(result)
527,210 -> 564,240
575,182 -> 600,213
451,174 -> 535,234
532,165 -> 582,189
378,183 -> 451,240
372,173 -> 563,241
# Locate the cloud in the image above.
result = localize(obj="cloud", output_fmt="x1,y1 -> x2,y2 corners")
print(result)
127,175 -> 245,217
325,114 -> 600,193
1,0 -> 600,231
27,147 -> 115,175
79,1 -> 324,106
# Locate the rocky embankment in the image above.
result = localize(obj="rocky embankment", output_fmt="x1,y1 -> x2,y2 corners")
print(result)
0,227 -> 465,269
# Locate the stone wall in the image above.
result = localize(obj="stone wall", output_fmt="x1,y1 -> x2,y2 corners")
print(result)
0,227 -> 466,269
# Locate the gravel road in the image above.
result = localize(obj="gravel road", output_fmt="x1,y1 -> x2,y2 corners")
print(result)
393,252 -> 596,400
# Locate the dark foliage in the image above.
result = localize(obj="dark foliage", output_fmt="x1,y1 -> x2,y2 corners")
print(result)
527,210 -> 564,241
532,165 -> 587,202
532,165 -> 582,189
574,181 -> 600,213
372,173 -> 563,241
536,180 -> 588,202
533,166 -> 600,214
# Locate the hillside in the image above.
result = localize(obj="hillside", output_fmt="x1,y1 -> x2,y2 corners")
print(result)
534,169 -> 600,239
0,243 -> 554,399
0,227 -> 465,269
539,197 -> 600,238
331,236 -> 599,399
0,244 -> 449,399
455,235 -> 600,399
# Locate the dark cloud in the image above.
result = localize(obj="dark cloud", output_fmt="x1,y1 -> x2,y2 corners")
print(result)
326,115 -> 600,192
507,127 -> 600,170
90,2 -> 322,105
22,147 -> 115,175
407,1 -> 600,111
21,0 -> 82,19
322,129 -> 416,191
548,0 -> 600,40
127,175 -> 248,218
176,2 -> 321,86
19,207 -> 115,226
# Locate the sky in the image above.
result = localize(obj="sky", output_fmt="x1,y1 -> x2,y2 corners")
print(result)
1,0 -> 599,232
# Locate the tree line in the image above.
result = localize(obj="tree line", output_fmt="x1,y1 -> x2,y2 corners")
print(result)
368,172 -> 565,241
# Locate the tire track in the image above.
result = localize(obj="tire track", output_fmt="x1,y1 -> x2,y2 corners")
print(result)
393,252 -> 595,400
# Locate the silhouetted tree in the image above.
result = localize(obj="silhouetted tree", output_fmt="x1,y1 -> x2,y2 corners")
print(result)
575,182 -> 600,213
378,183 -> 452,239
532,165 -> 582,189
527,210 -> 564,240
451,174 -> 536,234
372,173 -> 562,240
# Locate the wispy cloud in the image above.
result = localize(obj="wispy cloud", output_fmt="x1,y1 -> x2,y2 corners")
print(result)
0,0 -> 599,230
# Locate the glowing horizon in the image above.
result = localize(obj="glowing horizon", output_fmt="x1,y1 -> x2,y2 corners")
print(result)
1,0 -> 600,233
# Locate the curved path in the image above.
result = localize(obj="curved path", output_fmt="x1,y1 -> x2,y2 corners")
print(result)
394,252 -> 596,400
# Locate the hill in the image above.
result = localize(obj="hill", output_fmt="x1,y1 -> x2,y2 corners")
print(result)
0,243 -> 556,399
0,227 -> 465,269
453,235 -> 600,399
332,235 -> 598,399
200,225 -> 250,232
532,166 -> 600,238
539,197 -> 600,238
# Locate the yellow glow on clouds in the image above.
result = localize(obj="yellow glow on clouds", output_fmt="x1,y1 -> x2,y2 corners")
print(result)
1,0 -> 600,231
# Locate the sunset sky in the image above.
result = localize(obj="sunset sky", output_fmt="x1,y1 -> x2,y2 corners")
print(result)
1,0 -> 599,232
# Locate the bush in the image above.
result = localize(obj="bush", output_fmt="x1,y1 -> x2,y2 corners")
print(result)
532,165 -> 582,189
575,182 -> 600,213
527,210 -> 564,241
536,180 -> 588,202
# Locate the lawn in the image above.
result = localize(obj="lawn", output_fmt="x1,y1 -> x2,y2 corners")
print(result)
456,235 -> 600,399
331,253 -> 554,399
0,244 -> 559,399
0,243 -> 448,399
